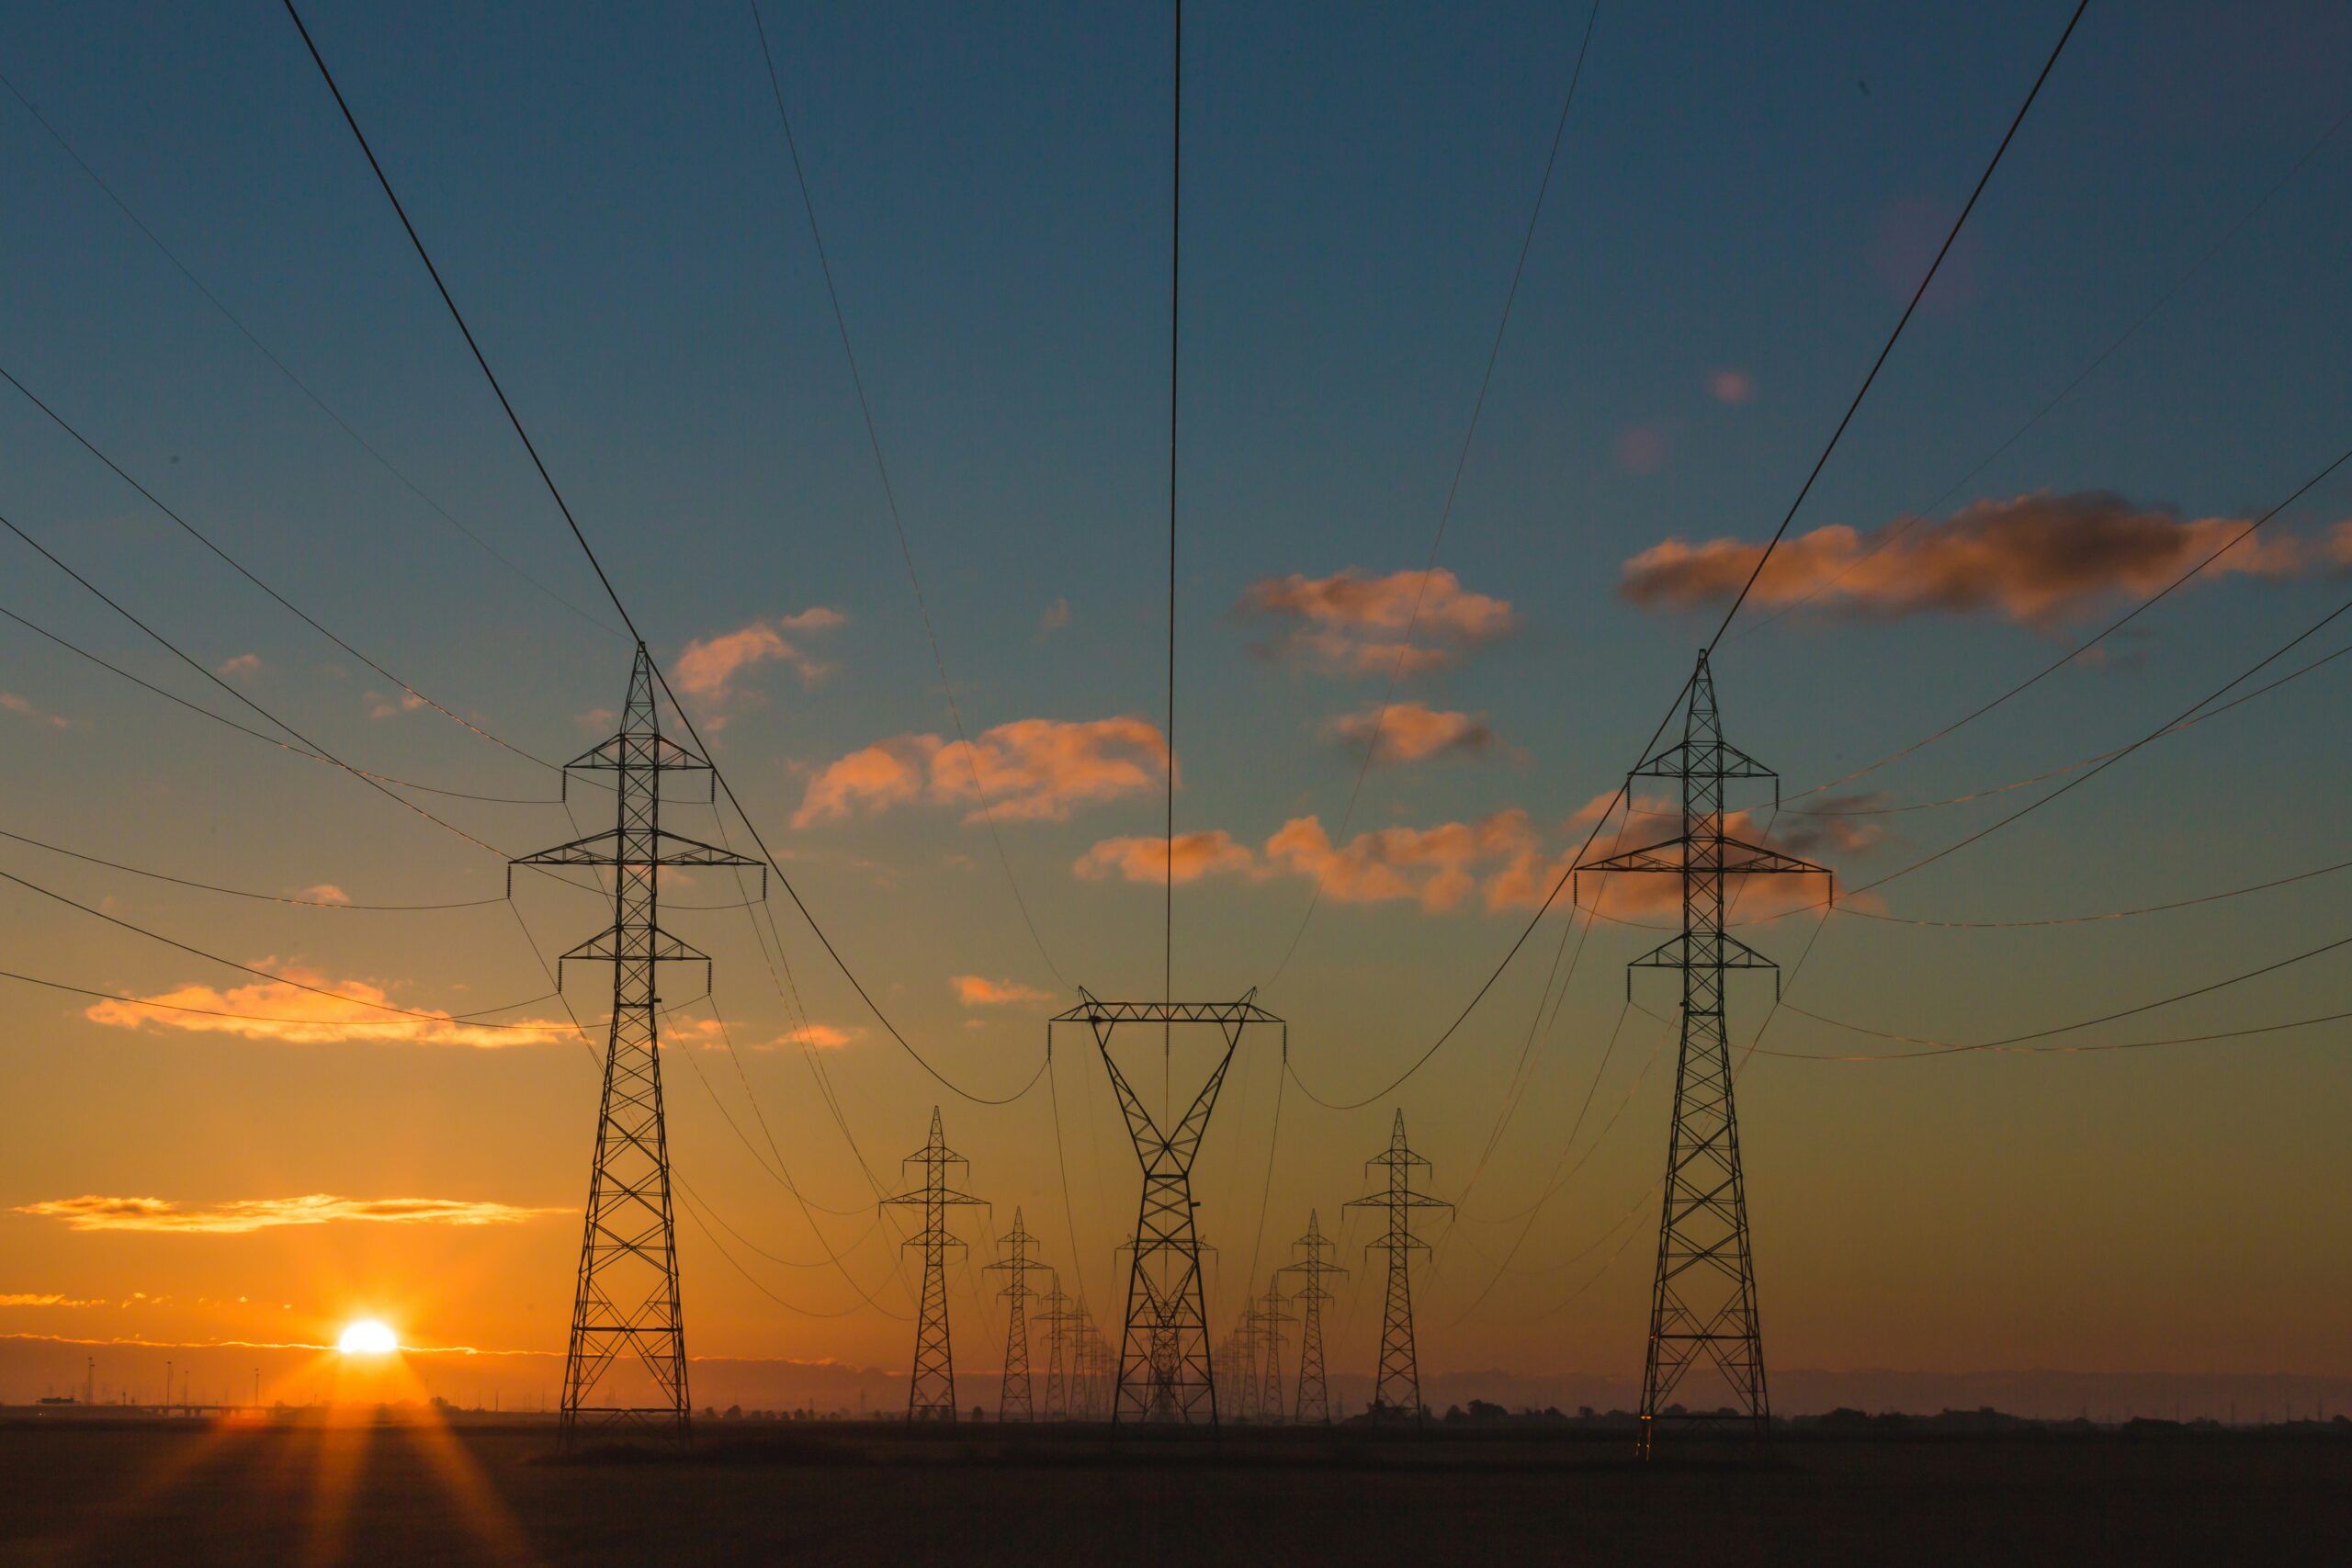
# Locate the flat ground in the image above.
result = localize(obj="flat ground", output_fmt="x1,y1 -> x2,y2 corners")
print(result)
4,1417 -> 2348,1566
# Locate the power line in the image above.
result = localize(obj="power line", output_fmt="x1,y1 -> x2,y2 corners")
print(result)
1166,0 -> 1182,1120
0,965 -> 560,1032
0,824 -> 503,910
741,0 -> 1068,990
0,357 -> 556,773
1703,0 -> 2090,648
283,0 -> 1045,1108
1762,1003 -> 2352,1063
1729,96 -> 2352,643
1264,0 -> 1602,989
0,64 -> 627,643
1283,1 -> 2085,1112
0,506 -> 505,855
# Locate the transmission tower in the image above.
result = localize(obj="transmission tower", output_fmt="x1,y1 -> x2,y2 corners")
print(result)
1577,648 -> 1828,1454
1282,1211 -> 1345,1424
986,1209 -> 1046,1422
514,644 -> 763,1446
880,1107 -> 989,1422
1037,1280 -> 1079,1420
1230,1303 -> 1261,1421
1256,1280 -> 1294,1424
1049,989 -> 1283,1425
1344,1111 -> 1452,1424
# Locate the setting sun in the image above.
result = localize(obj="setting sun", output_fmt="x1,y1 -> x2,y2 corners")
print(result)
336,1320 -> 399,1356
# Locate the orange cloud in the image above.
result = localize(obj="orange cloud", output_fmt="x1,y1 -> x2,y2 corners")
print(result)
1263,811 -> 1537,912
14,1194 -> 564,1235
1238,568 -> 1514,675
294,884 -> 351,906
366,690 -> 426,720
674,610 -> 845,703
1073,830 -> 1258,886
0,692 -> 74,730
81,967 -> 576,1049
0,1292 -> 103,1307
950,976 -> 1054,1007
1323,702 -> 1496,762
216,653 -> 263,681
666,1018 -> 859,1051
1622,491 -> 2313,627
795,716 -> 1169,828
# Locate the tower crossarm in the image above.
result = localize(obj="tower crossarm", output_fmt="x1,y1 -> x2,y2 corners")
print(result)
511,828 -> 767,877
1577,833 -> 1826,883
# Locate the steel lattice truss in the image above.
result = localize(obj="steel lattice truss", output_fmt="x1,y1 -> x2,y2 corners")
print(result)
1036,1281 -> 1080,1421
1281,1211 -> 1345,1425
513,646 -> 764,1448
1577,649 -> 1829,1455
881,1108 -> 989,1422
1049,988 -> 1283,1426
1254,1280 -> 1295,1423
986,1209 -> 1046,1422
1345,1111 -> 1451,1424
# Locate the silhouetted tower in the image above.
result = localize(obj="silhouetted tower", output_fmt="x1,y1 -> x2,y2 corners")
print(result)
514,644 -> 763,1446
986,1209 -> 1046,1422
1050,990 -> 1283,1424
1230,1303 -> 1261,1421
1345,1111 -> 1452,1423
1577,649 -> 1828,1455
1283,1211 -> 1345,1424
1037,1280 -> 1079,1420
1256,1281 -> 1295,1423
880,1107 -> 988,1422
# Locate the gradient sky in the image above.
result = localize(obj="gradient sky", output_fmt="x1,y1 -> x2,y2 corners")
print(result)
1,0 -> 2349,1411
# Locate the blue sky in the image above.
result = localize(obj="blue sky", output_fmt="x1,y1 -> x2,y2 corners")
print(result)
0,0 -> 2348,1404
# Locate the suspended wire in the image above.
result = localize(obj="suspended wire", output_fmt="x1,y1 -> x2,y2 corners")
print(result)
284,0 -> 1044,1108
1165,0 -> 1182,1122
0,508 -> 504,856
1853,503 -> 2352,898
1264,0 -> 1603,989
741,0 -> 1068,990
1787,438 -> 2352,808
1762,1003 -> 2352,1063
0,824 -> 504,910
1703,0 -> 2089,649
0,358 -> 557,773
0,965 -> 560,1032
1849,852 -> 2352,931
1285,3 -> 2081,1111
0,66 -> 626,643
1729,96 -> 2352,644
0,860 -> 561,1027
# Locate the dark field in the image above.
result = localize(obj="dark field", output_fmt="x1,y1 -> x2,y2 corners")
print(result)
6,1417 -> 2350,1566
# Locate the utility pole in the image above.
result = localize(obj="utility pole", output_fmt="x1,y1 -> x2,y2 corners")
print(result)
1577,648 -> 1828,1456
514,644 -> 763,1446
880,1107 -> 988,1422
1050,989 -> 1282,1425
985,1209 -> 1046,1422
1282,1212 -> 1344,1425
1345,1111 -> 1452,1424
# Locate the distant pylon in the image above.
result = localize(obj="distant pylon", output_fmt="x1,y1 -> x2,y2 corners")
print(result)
1344,1111 -> 1452,1424
1051,990 -> 1283,1425
986,1209 -> 1046,1422
514,643 -> 764,1447
1283,1211 -> 1345,1424
1256,1280 -> 1294,1423
1230,1303 -> 1261,1421
1576,649 -> 1829,1455
880,1107 -> 988,1422
1037,1280 -> 1079,1420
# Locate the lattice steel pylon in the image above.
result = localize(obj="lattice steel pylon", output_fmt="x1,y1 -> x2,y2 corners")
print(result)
1345,1111 -> 1452,1424
880,1107 -> 989,1422
1576,649 -> 1829,1456
1050,989 -> 1283,1425
1037,1280 -> 1078,1420
1256,1280 -> 1294,1424
1229,1305 -> 1261,1421
514,644 -> 764,1447
986,1209 -> 1046,1422
1283,1211 -> 1345,1424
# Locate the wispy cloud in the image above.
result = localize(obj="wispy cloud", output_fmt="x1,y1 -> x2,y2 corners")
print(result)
1072,831 -> 1260,886
1322,702 -> 1497,763
0,1292 -> 104,1308
15,1194 -> 566,1235
0,692 -> 74,730
950,976 -> 1054,1007
1037,598 -> 1071,635
674,610 -> 846,711
1238,568 -> 1514,676
1622,491 -> 2324,627
216,653 -> 264,682
795,716 -> 1169,828
81,965 -> 576,1049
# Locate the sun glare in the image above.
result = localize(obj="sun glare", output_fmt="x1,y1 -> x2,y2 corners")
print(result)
337,1319 -> 399,1355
